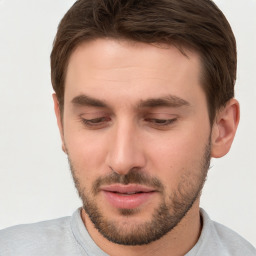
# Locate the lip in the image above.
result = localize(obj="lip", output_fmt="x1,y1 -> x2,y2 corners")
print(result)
101,184 -> 157,209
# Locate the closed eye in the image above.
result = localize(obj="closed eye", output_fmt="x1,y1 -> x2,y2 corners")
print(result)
82,117 -> 111,128
145,118 -> 177,126
80,116 -> 177,129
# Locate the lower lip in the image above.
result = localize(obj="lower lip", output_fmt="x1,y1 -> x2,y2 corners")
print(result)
102,191 -> 155,209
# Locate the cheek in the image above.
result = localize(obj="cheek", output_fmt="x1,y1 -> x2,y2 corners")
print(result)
145,126 -> 210,187
64,123 -> 109,180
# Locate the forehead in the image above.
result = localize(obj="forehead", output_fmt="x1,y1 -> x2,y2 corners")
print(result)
64,38 -> 205,108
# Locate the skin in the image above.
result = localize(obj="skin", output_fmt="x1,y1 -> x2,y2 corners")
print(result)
53,39 -> 239,256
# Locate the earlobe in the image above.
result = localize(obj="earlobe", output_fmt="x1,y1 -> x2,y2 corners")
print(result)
211,99 -> 240,158
52,94 -> 67,154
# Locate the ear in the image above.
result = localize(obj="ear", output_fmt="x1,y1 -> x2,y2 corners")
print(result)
211,99 -> 240,158
52,94 -> 67,154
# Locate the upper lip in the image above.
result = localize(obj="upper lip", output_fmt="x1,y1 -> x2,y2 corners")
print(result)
100,184 -> 156,194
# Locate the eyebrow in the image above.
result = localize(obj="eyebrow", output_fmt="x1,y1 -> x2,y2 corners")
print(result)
71,94 -> 190,109
138,95 -> 190,108
72,94 -> 108,108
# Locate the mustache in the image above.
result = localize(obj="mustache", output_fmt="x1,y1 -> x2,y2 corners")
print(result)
92,169 -> 164,195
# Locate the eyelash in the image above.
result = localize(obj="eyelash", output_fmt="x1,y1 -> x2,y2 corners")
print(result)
144,118 -> 177,126
81,117 -> 177,128
82,117 -> 111,127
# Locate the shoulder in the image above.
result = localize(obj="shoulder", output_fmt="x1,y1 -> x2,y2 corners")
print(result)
212,219 -> 256,255
0,216 -> 76,255
0,216 -> 71,241
190,209 -> 256,256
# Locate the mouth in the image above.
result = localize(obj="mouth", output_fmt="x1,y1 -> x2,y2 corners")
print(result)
100,184 -> 157,209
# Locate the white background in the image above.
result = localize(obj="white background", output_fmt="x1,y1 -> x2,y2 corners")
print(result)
0,0 -> 255,247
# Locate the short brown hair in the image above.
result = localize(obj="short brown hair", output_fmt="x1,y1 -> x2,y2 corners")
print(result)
51,0 -> 236,123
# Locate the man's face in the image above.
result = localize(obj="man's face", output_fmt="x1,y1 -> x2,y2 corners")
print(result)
58,39 -> 212,245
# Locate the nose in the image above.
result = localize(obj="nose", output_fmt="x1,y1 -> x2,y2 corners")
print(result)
105,120 -> 146,176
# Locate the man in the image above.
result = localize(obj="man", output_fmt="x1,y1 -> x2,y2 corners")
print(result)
0,0 -> 255,255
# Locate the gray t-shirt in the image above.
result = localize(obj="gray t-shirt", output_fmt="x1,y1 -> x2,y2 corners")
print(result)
0,208 -> 255,256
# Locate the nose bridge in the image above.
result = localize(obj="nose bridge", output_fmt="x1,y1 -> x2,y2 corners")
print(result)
106,118 -> 145,175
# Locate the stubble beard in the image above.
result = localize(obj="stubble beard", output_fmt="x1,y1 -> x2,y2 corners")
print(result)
68,141 -> 211,246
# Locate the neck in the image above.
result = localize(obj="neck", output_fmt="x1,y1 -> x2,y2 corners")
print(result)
81,200 -> 202,256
